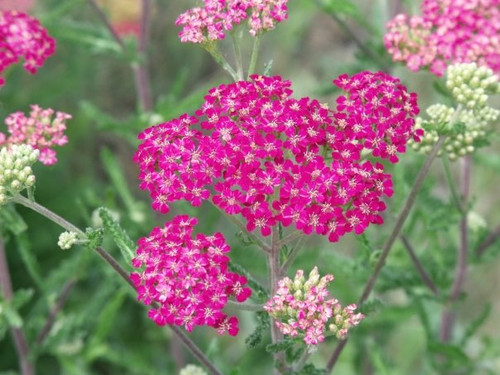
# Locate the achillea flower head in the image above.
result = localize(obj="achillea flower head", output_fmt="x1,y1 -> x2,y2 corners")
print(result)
130,215 -> 251,335
0,144 -> 38,205
264,267 -> 363,345
385,0 -> 500,75
409,63 -> 500,160
0,10 -> 55,85
135,74 -> 420,242
175,0 -> 288,43
1,105 -> 70,165
180,365 -> 208,375
57,231 -> 78,250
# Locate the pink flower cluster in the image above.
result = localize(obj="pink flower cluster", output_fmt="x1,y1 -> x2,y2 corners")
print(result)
130,215 -> 252,335
0,10 -> 55,85
264,267 -> 364,345
135,73 -> 421,242
175,0 -> 288,43
385,0 -> 500,76
0,105 -> 70,165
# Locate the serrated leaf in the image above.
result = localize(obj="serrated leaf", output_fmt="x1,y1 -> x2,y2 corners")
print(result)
85,227 -> 104,250
245,311 -> 270,348
98,208 -> 135,265
428,341 -> 469,365
266,338 -> 295,353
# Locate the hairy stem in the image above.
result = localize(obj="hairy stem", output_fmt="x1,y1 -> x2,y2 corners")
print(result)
0,236 -> 35,375
442,156 -> 465,213
440,155 -> 471,342
400,235 -> 438,295
231,31 -> 244,81
206,44 -> 239,81
226,300 -> 264,311
279,236 -> 306,275
268,226 -> 286,374
247,36 -> 261,78
12,195 -> 84,236
326,137 -> 445,373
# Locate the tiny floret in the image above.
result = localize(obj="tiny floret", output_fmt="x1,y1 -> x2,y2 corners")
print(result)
131,215 -> 251,335
57,231 -> 78,250
0,144 -> 39,204
179,365 -> 208,375
0,10 -> 56,85
1,105 -> 71,165
264,267 -> 364,345
135,74 -> 421,243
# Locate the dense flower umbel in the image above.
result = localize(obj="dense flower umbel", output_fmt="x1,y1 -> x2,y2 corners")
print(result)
135,74 -> 421,242
0,10 -> 55,85
0,105 -> 70,165
264,267 -> 364,345
409,63 -> 500,160
175,0 -> 288,43
130,215 -> 251,335
385,0 -> 500,76
0,144 -> 38,205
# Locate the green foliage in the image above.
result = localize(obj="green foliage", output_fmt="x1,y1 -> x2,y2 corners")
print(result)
245,311 -> 270,348
98,207 -> 135,265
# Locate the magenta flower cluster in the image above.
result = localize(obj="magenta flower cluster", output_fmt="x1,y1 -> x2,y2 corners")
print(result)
0,105 -> 70,165
385,0 -> 500,76
130,215 -> 252,335
0,10 -> 55,85
135,73 -> 421,242
175,0 -> 288,43
264,267 -> 364,345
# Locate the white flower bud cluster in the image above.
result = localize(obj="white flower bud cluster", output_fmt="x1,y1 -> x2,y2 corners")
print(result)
179,365 -> 207,375
409,63 -> 500,161
57,231 -> 78,250
446,63 -> 499,109
0,144 -> 39,205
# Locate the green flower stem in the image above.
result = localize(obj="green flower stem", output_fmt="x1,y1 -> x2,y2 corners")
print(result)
247,35 -> 261,78
205,43 -> 239,81
226,300 -> 264,311
291,346 -> 313,372
400,235 -> 438,295
440,155 -> 471,342
326,136 -> 446,373
441,156 -> 465,213
267,225 -> 286,374
0,236 -> 34,375
12,195 -> 84,236
279,236 -> 306,275
230,31 -> 244,81
276,230 -> 302,249
11,196 -> 223,375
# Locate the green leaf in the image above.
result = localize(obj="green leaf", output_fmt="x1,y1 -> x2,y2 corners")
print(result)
428,341 -> 469,366
2,302 -> 23,328
98,207 -> 135,265
0,204 -> 27,235
85,227 -> 104,250
15,233 -> 44,288
266,338 -> 296,353
245,311 -> 270,348
86,289 -> 127,361
11,289 -> 34,310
